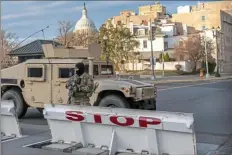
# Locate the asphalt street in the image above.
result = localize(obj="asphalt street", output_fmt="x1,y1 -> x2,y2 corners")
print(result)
2,79 -> 232,155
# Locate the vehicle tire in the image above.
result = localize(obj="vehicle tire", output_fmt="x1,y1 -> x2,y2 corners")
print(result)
2,89 -> 28,119
98,95 -> 130,108
140,99 -> 156,111
149,99 -> 157,110
36,108 -> 44,114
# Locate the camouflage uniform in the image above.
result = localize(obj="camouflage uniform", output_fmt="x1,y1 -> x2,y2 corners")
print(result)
73,72 -> 94,105
65,74 -> 81,105
66,63 -> 95,106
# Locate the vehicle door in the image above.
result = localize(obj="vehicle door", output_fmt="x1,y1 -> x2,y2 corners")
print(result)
84,63 -> 101,104
23,63 -> 49,108
52,64 -> 75,105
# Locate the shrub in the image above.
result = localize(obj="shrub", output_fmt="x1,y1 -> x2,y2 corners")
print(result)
164,53 -> 170,62
201,61 -> 216,73
175,64 -> 181,71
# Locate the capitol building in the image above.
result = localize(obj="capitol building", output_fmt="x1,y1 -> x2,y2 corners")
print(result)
73,3 -> 97,34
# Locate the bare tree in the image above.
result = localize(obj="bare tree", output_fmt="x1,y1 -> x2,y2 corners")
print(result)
56,20 -> 76,47
174,34 -> 215,71
72,31 -> 99,47
56,20 -> 99,48
0,29 -> 19,68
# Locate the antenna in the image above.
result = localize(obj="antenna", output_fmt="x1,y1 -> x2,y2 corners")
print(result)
40,27 -> 54,107
13,26 -> 49,51
1,26 -> 50,63
42,30 -> 45,40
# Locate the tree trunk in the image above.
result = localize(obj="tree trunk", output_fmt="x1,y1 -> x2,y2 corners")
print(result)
192,61 -> 197,73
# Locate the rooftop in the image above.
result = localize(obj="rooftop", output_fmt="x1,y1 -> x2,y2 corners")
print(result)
8,39 -> 62,56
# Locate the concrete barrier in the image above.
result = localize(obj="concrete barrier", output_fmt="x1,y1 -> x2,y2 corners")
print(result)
43,104 -> 197,155
1,100 -> 22,141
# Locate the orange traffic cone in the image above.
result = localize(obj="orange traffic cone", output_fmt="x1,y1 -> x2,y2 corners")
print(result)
200,69 -> 204,79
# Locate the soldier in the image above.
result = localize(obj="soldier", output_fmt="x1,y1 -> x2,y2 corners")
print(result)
65,72 -> 80,105
66,62 -> 95,105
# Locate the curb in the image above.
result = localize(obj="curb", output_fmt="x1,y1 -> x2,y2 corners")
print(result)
149,76 -> 232,84
206,135 -> 232,155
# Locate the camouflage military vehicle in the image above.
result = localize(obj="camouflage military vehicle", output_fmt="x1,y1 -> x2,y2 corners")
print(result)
1,57 -> 157,118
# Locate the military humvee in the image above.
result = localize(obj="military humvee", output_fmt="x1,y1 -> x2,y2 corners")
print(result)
1,57 -> 157,118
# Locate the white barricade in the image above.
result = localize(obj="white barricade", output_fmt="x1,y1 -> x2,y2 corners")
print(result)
1,100 -> 22,141
44,104 -> 197,155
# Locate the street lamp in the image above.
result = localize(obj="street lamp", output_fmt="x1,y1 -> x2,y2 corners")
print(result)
103,35 -> 110,77
203,29 -> 210,78
212,26 -> 223,77
149,18 -> 155,80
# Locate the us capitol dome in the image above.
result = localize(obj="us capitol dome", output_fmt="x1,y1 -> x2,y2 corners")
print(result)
73,3 -> 97,34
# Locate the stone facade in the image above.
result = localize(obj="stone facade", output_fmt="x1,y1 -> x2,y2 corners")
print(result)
172,1 -> 232,73
111,2 -> 166,28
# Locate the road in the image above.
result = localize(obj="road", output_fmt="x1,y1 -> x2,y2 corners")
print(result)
2,79 -> 232,155
156,79 -> 232,154
157,80 -> 232,144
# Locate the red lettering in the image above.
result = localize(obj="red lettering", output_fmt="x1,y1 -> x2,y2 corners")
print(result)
139,116 -> 161,128
65,111 -> 161,128
93,114 -> 102,123
110,115 -> 134,126
66,111 -> 84,122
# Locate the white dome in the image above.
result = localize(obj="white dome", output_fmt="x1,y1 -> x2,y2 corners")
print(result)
74,3 -> 97,33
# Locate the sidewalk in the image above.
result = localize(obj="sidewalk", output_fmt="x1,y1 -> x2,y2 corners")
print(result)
140,74 -> 232,84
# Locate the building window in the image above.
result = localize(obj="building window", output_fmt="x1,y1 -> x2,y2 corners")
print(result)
28,68 -> 43,78
117,21 -> 121,25
138,29 -> 145,35
101,65 -> 114,75
226,36 -> 230,42
143,40 -> 147,48
202,26 -> 206,30
145,29 -> 149,35
164,42 -> 168,51
58,68 -> 75,78
202,16 -> 205,21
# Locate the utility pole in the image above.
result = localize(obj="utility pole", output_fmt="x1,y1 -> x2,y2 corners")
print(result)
149,18 -> 155,80
103,35 -> 110,78
162,51 -> 164,77
215,29 -> 220,77
204,29 -> 210,78
0,0 -> 2,151
213,27 -> 222,77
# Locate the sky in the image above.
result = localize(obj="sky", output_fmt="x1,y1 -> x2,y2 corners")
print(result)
2,1 -> 199,44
